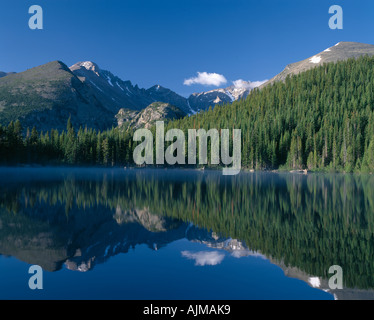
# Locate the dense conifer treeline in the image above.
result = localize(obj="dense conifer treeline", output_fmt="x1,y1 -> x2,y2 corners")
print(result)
0,118 -> 134,166
1,56 -> 374,172
168,56 -> 374,172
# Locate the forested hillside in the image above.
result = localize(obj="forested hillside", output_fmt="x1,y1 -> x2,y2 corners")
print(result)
1,56 -> 374,172
168,55 -> 374,172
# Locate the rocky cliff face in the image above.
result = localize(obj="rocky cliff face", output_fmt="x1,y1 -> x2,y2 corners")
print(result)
70,61 -> 152,113
116,102 -> 186,130
114,206 -> 171,232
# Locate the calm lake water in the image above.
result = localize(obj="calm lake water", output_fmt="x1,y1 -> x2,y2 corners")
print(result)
0,167 -> 374,300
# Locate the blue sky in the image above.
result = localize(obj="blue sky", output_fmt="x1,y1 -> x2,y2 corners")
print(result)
1,0 -> 374,97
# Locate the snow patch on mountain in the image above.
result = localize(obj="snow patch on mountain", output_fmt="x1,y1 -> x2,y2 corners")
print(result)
309,56 -> 322,64
187,100 -> 197,115
72,61 -> 101,76
116,82 -> 124,91
89,80 -> 103,92
233,79 -> 267,89
225,90 -> 235,102
106,75 -> 114,87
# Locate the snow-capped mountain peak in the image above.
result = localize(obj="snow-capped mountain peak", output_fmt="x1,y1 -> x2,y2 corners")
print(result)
80,61 -> 99,71
71,61 -> 101,76
187,80 -> 266,112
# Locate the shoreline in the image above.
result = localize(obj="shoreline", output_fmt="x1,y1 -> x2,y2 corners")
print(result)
0,164 -> 372,176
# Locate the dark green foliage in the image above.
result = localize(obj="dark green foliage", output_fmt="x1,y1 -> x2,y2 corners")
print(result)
1,56 -> 374,172
168,55 -> 374,172
0,120 -> 135,167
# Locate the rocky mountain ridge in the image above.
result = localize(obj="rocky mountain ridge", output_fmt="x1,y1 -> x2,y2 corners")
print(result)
116,101 -> 186,130
261,41 -> 374,88
1,42 -> 374,131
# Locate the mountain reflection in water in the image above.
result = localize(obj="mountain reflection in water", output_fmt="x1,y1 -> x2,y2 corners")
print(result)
1,167 -> 374,300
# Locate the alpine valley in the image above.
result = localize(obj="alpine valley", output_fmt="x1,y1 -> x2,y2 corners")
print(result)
1,42 -> 374,173
1,41 -> 374,133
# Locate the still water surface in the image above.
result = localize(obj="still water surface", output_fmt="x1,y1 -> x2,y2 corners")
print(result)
1,167 -> 373,300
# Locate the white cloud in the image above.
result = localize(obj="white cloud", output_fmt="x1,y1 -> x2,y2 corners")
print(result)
232,79 -> 267,90
230,250 -> 266,259
184,72 -> 227,87
181,250 -> 225,266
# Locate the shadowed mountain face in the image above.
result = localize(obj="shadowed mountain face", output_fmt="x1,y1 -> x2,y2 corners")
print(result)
71,61 -> 152,113
70,62 -> 192,115
261,42 -> 374,88
147,85 -> 191,113
0,61 -> 114,131
0,71 -> 15,78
